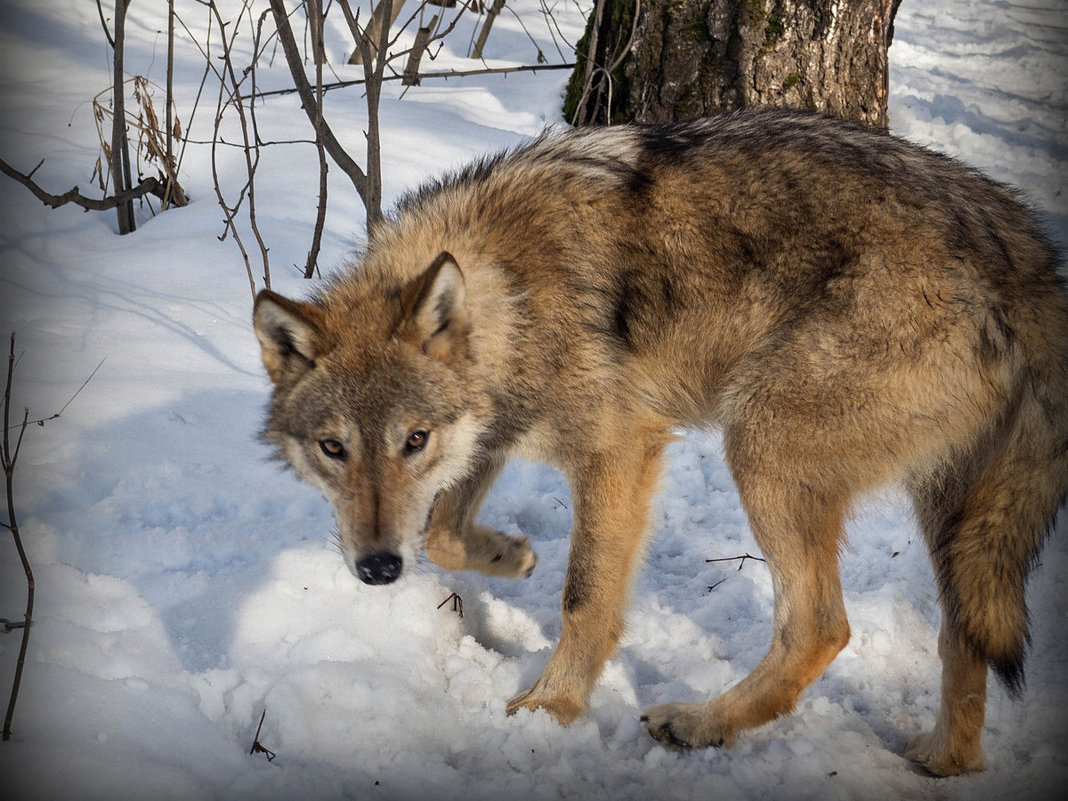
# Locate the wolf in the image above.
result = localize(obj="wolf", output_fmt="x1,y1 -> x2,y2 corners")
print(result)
253,108 -> 1068,776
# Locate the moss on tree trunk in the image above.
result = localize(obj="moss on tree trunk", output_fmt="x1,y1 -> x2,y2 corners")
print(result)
566,0 -> 901,127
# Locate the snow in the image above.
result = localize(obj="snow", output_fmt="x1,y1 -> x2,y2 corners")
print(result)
1,1 -> 1066,799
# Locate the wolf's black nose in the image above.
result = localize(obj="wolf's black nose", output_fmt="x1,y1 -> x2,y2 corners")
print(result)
355,552 -> 403,585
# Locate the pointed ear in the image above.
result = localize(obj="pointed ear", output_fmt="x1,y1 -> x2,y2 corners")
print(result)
400,252 -> 470,362
253,290 -> 327,386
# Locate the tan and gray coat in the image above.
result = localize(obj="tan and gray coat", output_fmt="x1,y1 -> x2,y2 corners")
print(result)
254,109 -> 1068,776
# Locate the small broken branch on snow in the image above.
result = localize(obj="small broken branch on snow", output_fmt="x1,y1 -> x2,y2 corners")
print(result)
437,592 -> 464,619
249,709 -> 276,761
705,552 -> 767,571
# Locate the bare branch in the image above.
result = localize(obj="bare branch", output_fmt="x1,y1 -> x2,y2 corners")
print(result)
95,0 -> 116,49
2,332 -> 35,742
571,0 -> 605,126
3,357 -> 107,439
252,61 -> 575,101
305,0 -> 328,279
205,0 -> 273,298
503,3 -> 547,63
0,157 -> 162,212
269,0 -> 369,202
706,553 -> 767,571
165,0 -> 178,208
249,709 -> 276,761
110,0 -> 136,233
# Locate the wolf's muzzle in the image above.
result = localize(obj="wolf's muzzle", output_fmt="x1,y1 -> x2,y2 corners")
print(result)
355,552 -> 403,585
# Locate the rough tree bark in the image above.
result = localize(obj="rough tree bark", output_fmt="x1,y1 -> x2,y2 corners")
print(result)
565,0 -> 902,127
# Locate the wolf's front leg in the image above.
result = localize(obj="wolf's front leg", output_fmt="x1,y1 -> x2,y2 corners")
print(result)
424,454 -> 537,579
507,434 -> 667,724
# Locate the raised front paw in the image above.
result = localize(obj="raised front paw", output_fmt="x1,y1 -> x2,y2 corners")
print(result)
470,527 -> 538,579
641,701 -> 734,750
426,524 -> 538,578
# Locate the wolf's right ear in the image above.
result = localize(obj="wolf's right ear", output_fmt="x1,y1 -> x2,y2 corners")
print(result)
253,290 -> 327,386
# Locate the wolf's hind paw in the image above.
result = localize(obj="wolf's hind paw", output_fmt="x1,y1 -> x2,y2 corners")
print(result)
641,702 -> 732,750
905,731 -> 986,776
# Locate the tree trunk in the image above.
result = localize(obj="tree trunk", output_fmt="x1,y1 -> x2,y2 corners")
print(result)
471,0 -> 505,59
347,0 -> 406,65
565,0 -> 901,127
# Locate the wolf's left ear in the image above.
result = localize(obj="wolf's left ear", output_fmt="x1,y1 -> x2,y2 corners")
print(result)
401,252 -> 470,362
253,290 -> 328,386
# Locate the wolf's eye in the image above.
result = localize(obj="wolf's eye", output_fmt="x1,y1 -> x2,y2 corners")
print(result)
404,430 -> 429,454
319,439 -> 346,459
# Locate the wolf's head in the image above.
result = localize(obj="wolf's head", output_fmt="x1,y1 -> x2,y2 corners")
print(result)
253,252 -> 487,585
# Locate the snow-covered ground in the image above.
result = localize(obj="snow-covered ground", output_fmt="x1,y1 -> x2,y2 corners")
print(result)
0,1 -> 1065,799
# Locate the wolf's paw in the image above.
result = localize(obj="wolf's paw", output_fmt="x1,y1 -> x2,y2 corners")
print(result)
905,731 -> 986,776
505,684 -> 584,725
427,524 -> 538,578
472,530 -> 538,579
641,702 -> 734,750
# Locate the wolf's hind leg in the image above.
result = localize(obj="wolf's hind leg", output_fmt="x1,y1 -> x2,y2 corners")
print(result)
901,428 -> 1047,776
901,464 -> 990,775
424,454 -> 538,579
904,625 -> 987,775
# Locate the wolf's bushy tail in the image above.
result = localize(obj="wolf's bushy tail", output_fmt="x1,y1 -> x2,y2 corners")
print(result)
919,289 -> 1068,693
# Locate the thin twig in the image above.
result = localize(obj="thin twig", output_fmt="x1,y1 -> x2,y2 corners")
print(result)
110,0 -> 136,233
209,30 -> 256,300
2,357 -> 105,443
249,709 -> 276,761
503,4 -> 546,63
170,3 -> 214,182
571,0 -> 604,126
305,0 -> 328,279
95,0 -> 116,49
252,61 -> 575,101
538,0 -> 572,62
270,0 -> 370,204
165,0 -> 178,208
3,332 -> 35,742
705,553 -> 767,571
250,7 -> 274,289
206,0 -> 270,299
437,592 -> 464,619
